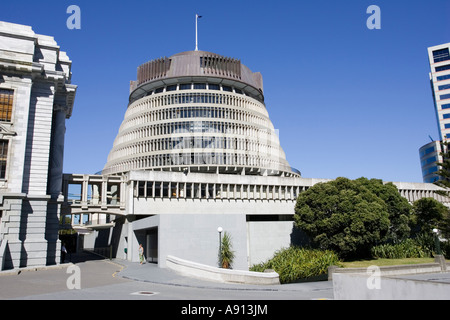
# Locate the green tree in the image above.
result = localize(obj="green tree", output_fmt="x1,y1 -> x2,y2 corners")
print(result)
411,197 -> 449,236
434,141 -> 450,193
354,177 -> 411,242
294,177 -> 391,259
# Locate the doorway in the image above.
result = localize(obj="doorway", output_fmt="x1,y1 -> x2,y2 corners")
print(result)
146,227 -> 158,263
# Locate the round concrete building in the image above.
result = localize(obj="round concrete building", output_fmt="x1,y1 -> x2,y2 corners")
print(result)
103,50 -> 299,177
91,50 -> 305,270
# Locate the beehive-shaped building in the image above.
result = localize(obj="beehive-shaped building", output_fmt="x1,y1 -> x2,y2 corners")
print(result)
103,50 -> 299,177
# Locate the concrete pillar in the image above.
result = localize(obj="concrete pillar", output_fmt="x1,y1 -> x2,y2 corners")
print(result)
81,176 -> 88,207
101,177 -> 107,208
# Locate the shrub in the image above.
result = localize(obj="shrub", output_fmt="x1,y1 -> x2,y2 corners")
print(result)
414,231 -> 450,257
250,247 -> 340,284
218,231 -> 235,269
371,238 -> 432,259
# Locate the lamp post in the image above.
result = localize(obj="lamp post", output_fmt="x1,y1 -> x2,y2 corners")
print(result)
217,227 -> 223,267
433,228 -> 442,255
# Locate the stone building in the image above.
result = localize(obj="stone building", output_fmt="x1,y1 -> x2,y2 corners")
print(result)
0,22 -> 76,269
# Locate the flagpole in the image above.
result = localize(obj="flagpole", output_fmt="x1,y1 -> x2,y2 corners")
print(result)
195,14 -> 199,51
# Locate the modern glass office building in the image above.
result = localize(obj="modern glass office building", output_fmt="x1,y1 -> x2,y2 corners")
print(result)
428,43 -> 450,141
419,43 -> 450,183
419,140 -> 442,183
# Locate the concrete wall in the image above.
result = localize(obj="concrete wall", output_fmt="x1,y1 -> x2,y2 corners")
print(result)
134,197 -> 296,216
333,273 -> 450,300
132,214 -> 248,269
247,221 -> 294,266
84,214 -> 296,271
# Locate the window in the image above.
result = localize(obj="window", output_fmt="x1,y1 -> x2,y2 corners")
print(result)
222,85 -> 232,92
420,146 -> 435,158
179,83 -> 191,90
441,94 -> 450,100
425,146 -> 435,154
423,156 -> 437,166
423,166 -> 438,175
0,140 -> 8,179
443,114 -> 450,119
436,65 -> 450,72
0,89 -> 13,122
433,48 -> 450,63
442,103 -> 450,110
193,83 -> 206,89
439,84 -> 450,91
138,181 -> 145,196
166,85 -> 177,92
208,84 -> 220,90
437,74 -> 450,81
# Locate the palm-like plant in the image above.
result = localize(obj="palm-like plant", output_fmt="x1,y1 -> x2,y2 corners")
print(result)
219,231 -> 235,269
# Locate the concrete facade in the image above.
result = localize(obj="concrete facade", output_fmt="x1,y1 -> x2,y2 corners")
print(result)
0,22 -> 76,269
91,49 -> 307,269
61,170 -> 450,270
103,50 -> 299,177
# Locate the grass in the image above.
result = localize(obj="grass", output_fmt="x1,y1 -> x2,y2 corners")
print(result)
341,257 -> 437,268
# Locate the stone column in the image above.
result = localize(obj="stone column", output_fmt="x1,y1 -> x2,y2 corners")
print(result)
47,108 -> 67,198
46,108 -> 68,265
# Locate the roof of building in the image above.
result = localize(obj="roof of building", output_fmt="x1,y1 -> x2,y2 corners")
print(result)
129,50 -> 264,103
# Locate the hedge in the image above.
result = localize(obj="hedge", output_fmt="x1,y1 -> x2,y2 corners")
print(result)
250,247 -> 340,284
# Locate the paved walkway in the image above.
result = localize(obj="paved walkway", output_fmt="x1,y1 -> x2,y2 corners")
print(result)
0,252 -> 334,300
117,258 -> 333,294
3,252 -> 448,300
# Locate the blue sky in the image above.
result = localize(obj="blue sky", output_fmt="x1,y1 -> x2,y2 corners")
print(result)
2,0 -> 449,182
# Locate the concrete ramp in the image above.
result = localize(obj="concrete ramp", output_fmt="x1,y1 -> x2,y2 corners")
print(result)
166,255 -> 280,285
